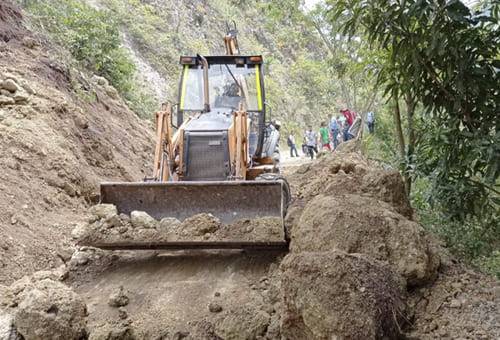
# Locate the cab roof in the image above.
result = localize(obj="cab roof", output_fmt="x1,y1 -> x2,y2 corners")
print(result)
179,55 -> 263,65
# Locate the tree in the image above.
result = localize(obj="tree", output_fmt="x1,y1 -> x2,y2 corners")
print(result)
328,0 -> 499,222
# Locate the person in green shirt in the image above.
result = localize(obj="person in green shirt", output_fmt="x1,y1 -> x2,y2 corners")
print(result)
319,122 -> 331,151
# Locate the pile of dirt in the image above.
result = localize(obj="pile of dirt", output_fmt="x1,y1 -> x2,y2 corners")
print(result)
77,205 -> 285,245
0,270 -> 88,340
281,149 -> 499,339
0,1 -> 153,285
291,194 -> 439,286
289,150 -> 413,219
280,251 -> 408,339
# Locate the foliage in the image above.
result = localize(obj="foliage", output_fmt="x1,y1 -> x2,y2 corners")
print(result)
329,0 -> 499,220
328,0 -> 499,273
24,0 -> 135,95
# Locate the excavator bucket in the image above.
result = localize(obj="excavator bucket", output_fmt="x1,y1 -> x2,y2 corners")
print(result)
86,181 -> 288,251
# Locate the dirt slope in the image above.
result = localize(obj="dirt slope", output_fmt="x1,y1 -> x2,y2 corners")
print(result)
0,2 -> 154,285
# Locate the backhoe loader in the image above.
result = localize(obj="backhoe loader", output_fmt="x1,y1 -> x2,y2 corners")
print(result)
84,26 -> 290,251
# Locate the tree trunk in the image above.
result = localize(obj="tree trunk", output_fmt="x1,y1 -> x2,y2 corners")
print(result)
405,94 -> 416,196
393,97 -> 411,196
393,97 -> 406,159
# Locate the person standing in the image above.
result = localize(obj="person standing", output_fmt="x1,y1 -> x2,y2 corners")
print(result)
304,126 -> 318,159
319,122 -> 331,151
341,109 -> 357,141
330,116 -> 340,149
287,134 -> 299,157
366,111 -> 375,134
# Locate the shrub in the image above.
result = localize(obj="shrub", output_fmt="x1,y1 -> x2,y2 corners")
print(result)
24,0 -> 135,95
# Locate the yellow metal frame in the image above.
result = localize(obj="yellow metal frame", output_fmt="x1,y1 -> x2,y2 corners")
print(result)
255,64 -> 263,111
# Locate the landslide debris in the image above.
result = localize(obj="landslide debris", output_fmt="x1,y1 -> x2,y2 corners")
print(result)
0,271 -> 88,340
291,194 -> 439,286
77,207 -> 285,245
289,150 -> 413,219
280,251 -> 408,339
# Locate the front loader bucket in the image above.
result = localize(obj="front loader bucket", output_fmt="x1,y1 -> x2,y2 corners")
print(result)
90,181 -> 287,251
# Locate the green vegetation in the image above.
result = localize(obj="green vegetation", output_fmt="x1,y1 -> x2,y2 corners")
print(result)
23,0 -> 135,95
327,0 -> 499,276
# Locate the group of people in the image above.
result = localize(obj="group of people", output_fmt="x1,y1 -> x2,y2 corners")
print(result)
287,109 -> 375,159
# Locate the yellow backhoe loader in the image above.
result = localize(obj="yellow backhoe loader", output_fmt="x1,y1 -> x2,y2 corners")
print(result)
87,25 -> 290,251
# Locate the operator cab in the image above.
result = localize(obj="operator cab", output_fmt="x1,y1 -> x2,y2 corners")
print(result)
176,55 -> 266,159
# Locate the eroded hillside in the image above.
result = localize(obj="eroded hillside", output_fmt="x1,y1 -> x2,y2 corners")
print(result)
0,1 -> 154,285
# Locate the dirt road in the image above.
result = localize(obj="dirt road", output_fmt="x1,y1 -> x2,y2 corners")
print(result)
67,158 -> 304,338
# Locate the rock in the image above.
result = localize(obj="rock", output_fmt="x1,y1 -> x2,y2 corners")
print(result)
280,251 -> 408,340
291,194 -> 439,286
215,306 -> 270,340
90,324 -> 136,340
180,213 -> 220,236
108,286 -> 129,307
73,114 -> 89,129
105,85 -> 119,99
71,223 -> 88,239
130,211 -> 158,229
0,312 -> 21,340
159,217 -> 181,230
449,299 -> 462,308
290,151 -> 413,218
70,251 -> 89,266
89,204 -> 118,220
438,329 -> 448,337
2,278 -> 88,340
19,81 -> 36,95
13,91 -> 29,104
118,307 -> 128,319
21,36 -> 38,49
0,95 -> 15,105
208,302 -> 222,313
92,75 -> 109,86
32,267 -> 67,282
1,79 -> 19,93
63,182 -> 77,197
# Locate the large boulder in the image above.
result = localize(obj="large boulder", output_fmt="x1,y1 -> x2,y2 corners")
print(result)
291,194 -> 439,286
280,251 -> 408,340
0,275 -> 88,340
